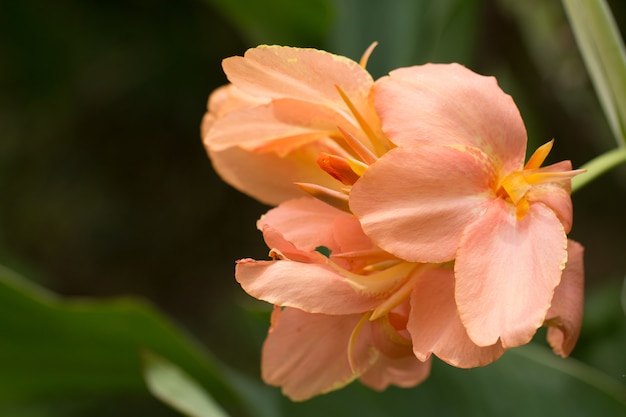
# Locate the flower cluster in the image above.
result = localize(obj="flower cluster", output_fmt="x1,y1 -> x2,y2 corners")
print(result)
202,45 -> 585,401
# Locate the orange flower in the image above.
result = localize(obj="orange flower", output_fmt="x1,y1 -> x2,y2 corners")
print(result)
236,198 -> 509,399
350,63 -> 584,348
202,45 -> 390,205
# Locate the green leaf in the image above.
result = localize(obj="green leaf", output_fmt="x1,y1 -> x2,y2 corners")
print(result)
327,0 -> 481,78
204,0 -> 333,46
144,352 -> 230,417
0,264 -> 278,417
562,0 -> 626,146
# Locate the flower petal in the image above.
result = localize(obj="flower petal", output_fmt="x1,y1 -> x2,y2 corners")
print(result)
258,197 -> 372,255
223,45 -> 373,116
545,240 -> 585,357
262,308 -> 377,401
455,199 -> 568,348
358,351 -> 430,391
208,143 -> 341,206
350,145 -> 496,263
525,161 -> 574,233
236,259 -> 380,314
373,63 -> 527,173
407,268 -> 505,368
205,98 -> 355,155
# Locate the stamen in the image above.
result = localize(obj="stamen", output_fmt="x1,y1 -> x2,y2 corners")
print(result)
295,182 -> 350,212
335,85 -> 390,156
334,262 -> 416,297
337,126 -> 378,165
523,168 -> 586,186
370,272 -> 420,321
359,42 -> 378,68
347,312 -> 378,373
317,152 -> 360,185
524,139 -> 554,170
347,157 -> 369,177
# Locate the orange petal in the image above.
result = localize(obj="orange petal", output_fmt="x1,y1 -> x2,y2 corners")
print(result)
358,351 -> 430,391
407,268 -> 505,368
205,99 -> 350,155
262,308 -> 377,401
207,142 -> 342,206
373,64 -> 527,174
223,45 -> 374,112
350,145 -> 496,263
455,199 -> 568,348
545,240 -> 585,357
257,197 -> 365,254
236,259 -> 380,314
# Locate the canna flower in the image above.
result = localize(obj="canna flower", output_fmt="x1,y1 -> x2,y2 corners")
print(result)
261,305 -> 430,401
349,63 -> 584,349
202,45 -> 391,206
236,197 -> 510,399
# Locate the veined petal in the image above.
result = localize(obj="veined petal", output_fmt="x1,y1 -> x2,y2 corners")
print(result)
262,308 -> 377,401
455,199 -> 568,348
358,351 -> 430,391
205,98 -> 356,155
545,240 -> 585,357
407,268 -> 505,368
524,160 -> 575,233
350,145 -> 496,263
223,45 -> 373,114
374,64 -> 527,173
525,182 -> 574,233
208,143 -> 342,206
236,259 -> 380,314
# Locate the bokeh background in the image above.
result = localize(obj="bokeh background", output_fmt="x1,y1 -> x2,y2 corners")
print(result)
0,0 -> 625,416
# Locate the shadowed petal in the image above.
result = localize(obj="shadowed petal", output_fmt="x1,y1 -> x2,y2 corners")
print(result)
358,351 -> 430,391
208,143 -> 341,206
350,145 -> 496,263
407,268 -> 505,367
455,199 -> 568,348
262,308 -> 377,401
545,240 -> 585,357
205,99 -> 356,154
236,259 -> 380,314
525,161 -> 574,233
373,63 -> 527,173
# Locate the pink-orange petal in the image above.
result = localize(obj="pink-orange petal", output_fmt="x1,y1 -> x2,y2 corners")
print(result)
223,45 -> 374,112
235,259 -> 380,314
207,142 -> 342,206
358,351 -> 431,391
374,64 -> 527,173
205,98 -> 354,155
262,308 -> 377,401
407,268 -> 505,368
545,240 -> 585,357
350,145 -> 496,263
455,199 -> 568,348
258,197 -> 370,255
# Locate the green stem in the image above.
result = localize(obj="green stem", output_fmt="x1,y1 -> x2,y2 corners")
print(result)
571,147 -> 626,192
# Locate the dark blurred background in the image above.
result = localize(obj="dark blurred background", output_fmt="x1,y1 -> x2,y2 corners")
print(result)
0,0 -> 625,383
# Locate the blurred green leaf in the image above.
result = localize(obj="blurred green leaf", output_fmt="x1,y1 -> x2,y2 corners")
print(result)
562,0 -> 626,146
0,265 -> 278,417
144,352 -> 230,417
204,0 -> 333,46
327,0 -> 481,78
280,344 -> 625,416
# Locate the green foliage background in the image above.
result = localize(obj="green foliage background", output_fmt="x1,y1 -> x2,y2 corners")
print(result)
0,0 -> 624,415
